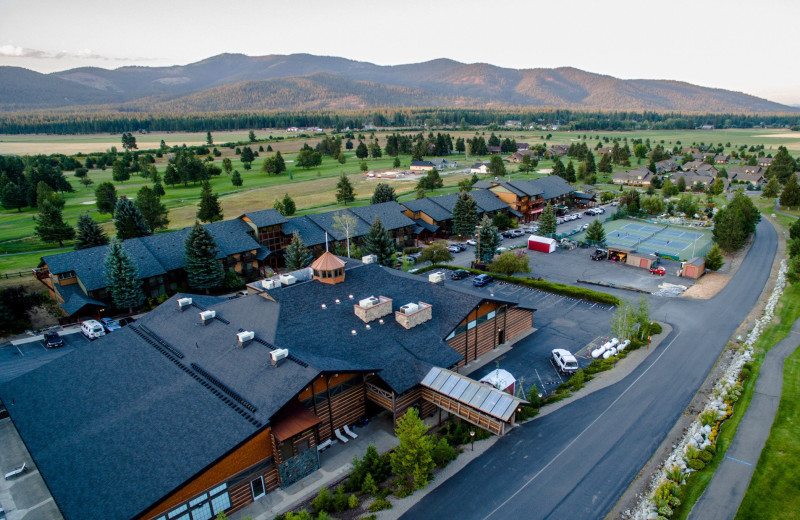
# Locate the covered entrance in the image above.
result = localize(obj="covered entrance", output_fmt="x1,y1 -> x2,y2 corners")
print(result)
271,402 -> 322,488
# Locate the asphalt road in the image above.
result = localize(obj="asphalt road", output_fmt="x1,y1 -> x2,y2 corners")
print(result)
402,218 -> 777,520
0,332 -> 88,384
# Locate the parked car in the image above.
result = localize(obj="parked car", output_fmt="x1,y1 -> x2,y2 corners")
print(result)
584,209 -> 596,216
551,349 -> 579,375
501,230 -> 516,238
473,274 -> 494,287
408,251 -> 423,260
81,320 -> 106,340
591,248 -> 608,261
450,269 -> 470,280
117,316 -> 137,327
403,255 -> 417,264
447,245 -> 461,254
522,226 -> 538,234
650,265 -> 666,276
43,331 -> 64,348
556,218 -> 565,225
100,318 -> 121,333
611,201 -> 619,206
465,239 -> 477,246
596,207 -> 605,214
497,246 -> 509,252
511,229 -> 525,237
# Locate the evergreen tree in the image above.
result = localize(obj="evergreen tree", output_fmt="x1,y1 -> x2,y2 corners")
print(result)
206,131 -> 213,145
75,212 -> 109,250
94,182 -> 118,214
114,197 -> 152,239
284,232 -> 313,271
551,157 -> 565,178
390,408 -> 435,490
488,155 -> 506,177
221,158 -> 232,175
184,221 -> 225,292
452,191 -> 478,237
230,169 -> 243,187
584,151 -> 596,175
112,160 -> 130,183
35,199 -> 75,246
676,176 -> 687,193
153,180 -> 166,197
538,204 -> 558,236
393,156 -> 400,168
704,243 -> 724,271
281,193 -> 296,216
597,153 -> 613,174
1,182 -> 25,211
355,141 -> 369,159
275,151 -> 286,173
196,181 -> 223,222
762,177 -> 780,199
335,173 -> 355,205
779,173 -> 800,209
584,219 -> 606,245
135,186 -> 169,231
475,215 -> 500,262
565,161 -> 577,183
371,183 -> 397,204
163,164 -> 180,187
767,146 -> 797,183
248,130 -> 257,143
240,146 -> 255,168
104,238 -> 145,312
363,217 -> 395,267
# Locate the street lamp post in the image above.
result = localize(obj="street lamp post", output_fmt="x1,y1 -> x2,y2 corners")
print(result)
470,430 -> 475,451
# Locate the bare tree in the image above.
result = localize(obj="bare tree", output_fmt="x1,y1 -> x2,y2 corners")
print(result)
333,212 -> 359,258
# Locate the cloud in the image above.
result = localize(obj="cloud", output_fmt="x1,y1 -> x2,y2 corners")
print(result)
0,44 -> 150,61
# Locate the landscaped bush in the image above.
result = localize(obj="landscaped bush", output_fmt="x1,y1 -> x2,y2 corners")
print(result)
439,417 -> 490,446
431,437 -> 457,467
346,445 -> 391,492
698,450 -> 713,463
687,458 -> 706,470
368,497 -> 392,512
658,505 -> 674,517
361,473 -> 378,495
704,444 -> 716,455
650,322 -> 663,335
332,486 -> 349,513
311,487 -> 333,514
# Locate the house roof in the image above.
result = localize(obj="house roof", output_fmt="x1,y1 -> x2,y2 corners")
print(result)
242,209 -> 288,229
306,210 -> 371,242
614,167 -> 653,182
527,176 -> 575,200
311,251 -> 346,271
349,201 -> 416,231
470,189 -> 513,213
411,161 -> 435,167
401,198 -> 453,222
413,219 -> 439,233
282,215 -> 328,246
54,283 -> 105,316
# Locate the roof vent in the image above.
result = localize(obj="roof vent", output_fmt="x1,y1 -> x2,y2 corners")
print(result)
237,331 -> 254,347
199,310 -> 216,325
359,296 -> 379,308
362,254 -> 377,264
428,272 -> 446,283
178,297 -> 192,311
354,295 -> 392,323
399,303 -> 420,314
279,274 -> 297,286
395,302 -> 433,330
270,348 -> 289,367
261,279 -> 278,290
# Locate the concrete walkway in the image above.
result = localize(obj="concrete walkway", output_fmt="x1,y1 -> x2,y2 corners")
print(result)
689,316 -> 800,520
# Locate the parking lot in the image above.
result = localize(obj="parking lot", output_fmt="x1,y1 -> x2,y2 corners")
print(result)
443,272 -> 615,396
0,332 -> 88,384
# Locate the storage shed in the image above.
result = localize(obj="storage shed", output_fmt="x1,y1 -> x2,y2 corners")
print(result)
626,252 -> 658,270
479,369 -> 517,395
682,257 -> 706,279
528,235 -> 557,253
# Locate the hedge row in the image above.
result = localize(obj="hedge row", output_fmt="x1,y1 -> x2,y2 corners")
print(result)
415,264 -> 621,306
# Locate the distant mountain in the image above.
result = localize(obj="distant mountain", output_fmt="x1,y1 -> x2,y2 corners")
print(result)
0,53 -> 794,113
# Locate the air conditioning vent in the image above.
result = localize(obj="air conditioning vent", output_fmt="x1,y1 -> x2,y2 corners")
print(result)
399,303 -> 419,315
279,274 -> 297,286
261,279 -> 278,290
177,297 -> 192,311
237,331 -> 254,347
199,310 -> 216,325
359,296 -> 380,308
362,254 -> 377,264
270,348 -> 289,367
428,272 -> 445,283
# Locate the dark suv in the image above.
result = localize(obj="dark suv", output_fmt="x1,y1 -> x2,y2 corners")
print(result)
591,249 -> 608,261
43,331 -> 64,348
450,269 -> 470,280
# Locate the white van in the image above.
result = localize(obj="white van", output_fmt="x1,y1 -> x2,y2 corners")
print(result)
81,319 -> 106,340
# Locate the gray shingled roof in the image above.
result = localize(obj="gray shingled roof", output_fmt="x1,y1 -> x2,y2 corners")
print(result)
243,209 -> 288,229
282,215 -> 328,247
401,198 -> 453,222
307,210 -> 371,241
470,189 -> 511,213
526,176 -> 575,200
55,283 -> 105,316
349,201 -> 416,231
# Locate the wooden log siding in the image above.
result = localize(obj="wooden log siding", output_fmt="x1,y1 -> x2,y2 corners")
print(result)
421,389 -> 505,436
227,463 -> 279,515
447,306 -> 534,368
505,308 -> 533,341
365,382 -> 394,411
307,379 -> 365,442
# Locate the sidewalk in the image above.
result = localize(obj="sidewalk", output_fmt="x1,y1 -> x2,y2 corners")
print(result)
688,317 -> 800,520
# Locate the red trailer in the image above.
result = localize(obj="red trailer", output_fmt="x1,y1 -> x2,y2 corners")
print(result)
527,235 -> 557,253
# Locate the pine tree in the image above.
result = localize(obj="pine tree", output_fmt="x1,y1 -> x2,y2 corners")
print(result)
240,146 -> 254,167
598,153 -> 613,174
274,151 -> 286,173
584,219 -> 606,245
35,199 -> 75,246
163,164 -> 180,187
565,161 -> 577,183
390,408 -> 434,491
206,131 -> 213,145
767,146 -> 797,184
475,215 -> 500,262
135,186 -> 169,231
281,193 -> 296,216
762,177 -> 780,199
779,173 -> 800,209
538,204 -> 557,236
335,173 -> 355,205
248,130 -> 257,143
75,212 -> 109,250
704,243 -> 724,271
285,232 -> 313,271
153,180 -> 166,197
104,238 -> 145,313
551,157 -> 565,178
184,221 -> 225,292
363,217 -> 395,266
1,182 -> 26,212
452,191 -> 478,237
197,181 -> 223,223
94,182 -> 118,214
371,183 -> 397,204
114,197 -> 152,239
231,170 -> 243,187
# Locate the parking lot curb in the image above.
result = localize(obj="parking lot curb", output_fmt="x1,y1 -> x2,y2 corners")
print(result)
577,279 -> 651,294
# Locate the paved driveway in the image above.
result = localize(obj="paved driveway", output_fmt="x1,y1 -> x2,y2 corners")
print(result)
0,333 -> 89,384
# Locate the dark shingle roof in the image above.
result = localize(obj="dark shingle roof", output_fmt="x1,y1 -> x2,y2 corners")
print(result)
349,201 -> 416,231
55,284 -> 105,316
471,180 -> 494,189
470,189 -> 510,213
527,176 -> 575,200
282,215 -> 328,246
306,210 -> 371,241
243,209 -> 288,229
401,198 -> 453,222
411,161 -> 435,167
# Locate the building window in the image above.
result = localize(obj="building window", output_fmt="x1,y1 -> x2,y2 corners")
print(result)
280,442 -> 294,461
251,476 -> 266,500
191,504 -> 212,520
297,439 -> 310,453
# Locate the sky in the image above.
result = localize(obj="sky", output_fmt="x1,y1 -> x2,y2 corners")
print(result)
1,0 -> 799,105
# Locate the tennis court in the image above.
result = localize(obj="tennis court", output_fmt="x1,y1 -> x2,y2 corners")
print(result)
574,218 -> 713,260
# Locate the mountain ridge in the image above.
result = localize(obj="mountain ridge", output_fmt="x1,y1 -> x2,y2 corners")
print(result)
0,53 -> 793,113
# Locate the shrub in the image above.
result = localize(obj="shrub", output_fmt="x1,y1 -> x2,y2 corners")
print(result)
361,473 -> 378,495
440,417 -> 491,446
347,445 -> 391,492
650,322 -> 663,334
704,444 -> 716,455
665,465 -> 683,483
348,494 -> 360,509
332,486 -> 349,513
669,496 -> 681,508
368,498 -> 392,512
311,487 -> 333,513
684,444 -> 700,460
223,270 -> 245,290
658,506 -> 674,518
393,487 -> 412,498
687,458 -> 706,470
431,438 -> 456,467
698,450 -> 713,463
568,369 -> 586,390
740,367 -> 750,381
700,409 -> 717,426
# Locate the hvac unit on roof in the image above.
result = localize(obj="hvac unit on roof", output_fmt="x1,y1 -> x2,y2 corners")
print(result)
261,279 -> 278,290
177,297 -> 193,311
359,296 -> 380,308
361,254 -> 377,264
270,348 -> 289,367
399,303 -> 419,315
279,274 -> 297,286
237,331 -> 254,347
428,272 -> 445,283
199,310 -> 216,325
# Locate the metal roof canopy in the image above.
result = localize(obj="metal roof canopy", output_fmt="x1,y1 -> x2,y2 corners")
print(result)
420,367 -> 526,423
